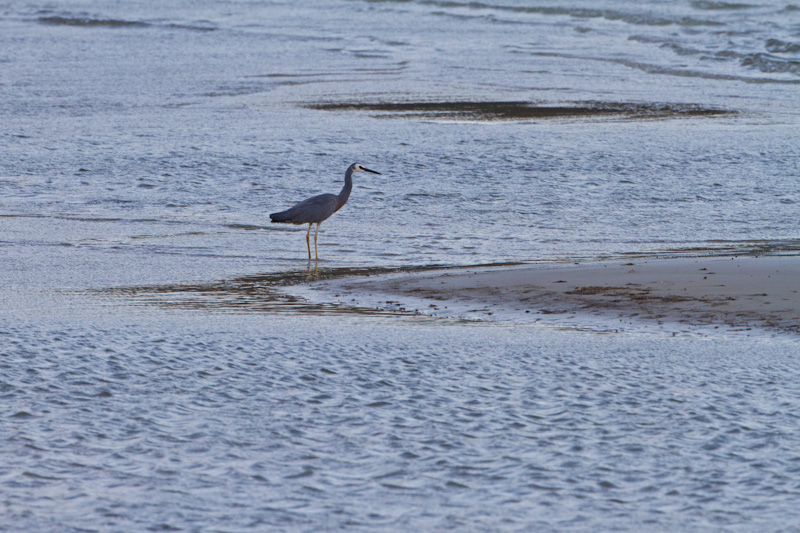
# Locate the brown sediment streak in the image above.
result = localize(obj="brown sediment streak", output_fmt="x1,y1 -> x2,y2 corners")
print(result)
305,100 -> 734,121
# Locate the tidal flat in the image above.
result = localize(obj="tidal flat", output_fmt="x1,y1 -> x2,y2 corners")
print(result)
3,0 -> 800,530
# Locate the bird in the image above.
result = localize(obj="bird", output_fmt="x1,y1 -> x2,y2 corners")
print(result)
270,163 -> 381,260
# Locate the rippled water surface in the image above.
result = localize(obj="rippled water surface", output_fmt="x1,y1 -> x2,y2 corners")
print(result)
4,317 -> 800,531
2,0 -> 800,530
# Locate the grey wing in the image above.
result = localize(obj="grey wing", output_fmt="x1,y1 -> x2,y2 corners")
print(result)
270,193 -> 338,224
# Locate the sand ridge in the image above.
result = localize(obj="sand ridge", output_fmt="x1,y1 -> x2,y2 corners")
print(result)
331,255 -> 800,335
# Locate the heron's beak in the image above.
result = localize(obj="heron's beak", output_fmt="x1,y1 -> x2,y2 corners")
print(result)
363,167 -> 381,175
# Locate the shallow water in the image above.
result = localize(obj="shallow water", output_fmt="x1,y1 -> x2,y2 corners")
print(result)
4,314 -> 800,532
2,0 -> 800,530
3,0 -> 799,272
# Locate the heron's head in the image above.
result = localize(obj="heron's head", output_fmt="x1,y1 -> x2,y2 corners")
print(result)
352,163 -> 381,175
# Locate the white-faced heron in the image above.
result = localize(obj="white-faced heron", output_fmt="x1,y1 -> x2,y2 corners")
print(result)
270,163 -> 381,259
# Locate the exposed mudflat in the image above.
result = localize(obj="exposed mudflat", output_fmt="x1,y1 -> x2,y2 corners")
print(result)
306,100 -> 734,121
318,254 -> 800,335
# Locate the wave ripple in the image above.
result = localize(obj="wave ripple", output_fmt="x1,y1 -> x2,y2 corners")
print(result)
2,324 -> 800,531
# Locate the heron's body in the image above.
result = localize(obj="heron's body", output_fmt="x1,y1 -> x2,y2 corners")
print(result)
269,163 -> 380,259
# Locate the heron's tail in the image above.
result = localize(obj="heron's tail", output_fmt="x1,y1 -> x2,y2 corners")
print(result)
269,211 -> 291,223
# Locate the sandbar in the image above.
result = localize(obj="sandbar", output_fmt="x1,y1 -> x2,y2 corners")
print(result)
306,100 -> 732,122
328,255 -> 799,335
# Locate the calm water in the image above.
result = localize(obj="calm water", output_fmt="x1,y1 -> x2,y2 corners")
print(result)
2,0 -> 800,530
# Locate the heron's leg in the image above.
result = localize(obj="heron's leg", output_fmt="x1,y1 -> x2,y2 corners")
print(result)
306,224 -> 312,260
314,223 -> 321,260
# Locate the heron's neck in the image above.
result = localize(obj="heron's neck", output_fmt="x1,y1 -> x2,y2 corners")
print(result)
335,167 -> 354,212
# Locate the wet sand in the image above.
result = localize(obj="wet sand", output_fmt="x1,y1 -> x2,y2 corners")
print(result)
329,255 -> 800,335
306,100 -> 733,121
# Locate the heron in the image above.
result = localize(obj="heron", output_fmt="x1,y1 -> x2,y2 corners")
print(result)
269,163 -> 381,260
